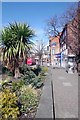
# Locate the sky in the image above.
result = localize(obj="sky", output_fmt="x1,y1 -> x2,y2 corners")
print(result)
2,2 -> 76,44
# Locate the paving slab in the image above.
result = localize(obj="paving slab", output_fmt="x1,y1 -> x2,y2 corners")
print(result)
51,68 -> 78,118
35,69 -> 53,118
35,67 -> 78,119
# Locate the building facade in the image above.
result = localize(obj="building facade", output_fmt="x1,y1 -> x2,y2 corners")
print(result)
49,36 -> 60,66
60,18 -> 78,67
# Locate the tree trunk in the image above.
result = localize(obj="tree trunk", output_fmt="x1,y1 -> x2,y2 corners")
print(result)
13,58 -> 20,79
14,67 -> 20,79
38,59 -> 41,66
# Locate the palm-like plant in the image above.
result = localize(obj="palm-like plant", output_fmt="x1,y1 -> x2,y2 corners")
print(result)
2,22 -> 34,78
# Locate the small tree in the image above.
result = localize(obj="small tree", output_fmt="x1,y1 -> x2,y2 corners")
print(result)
2,22 -> 34,78
32,40 -> 46,66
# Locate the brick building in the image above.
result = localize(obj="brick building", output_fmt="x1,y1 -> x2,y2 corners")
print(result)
59,17 -> 78,67
49,35 -> 60,66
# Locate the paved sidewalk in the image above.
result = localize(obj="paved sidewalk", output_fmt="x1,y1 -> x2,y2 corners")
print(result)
51,68 -> 78,118
35,67 -> 78,119
35,69 -> 53,118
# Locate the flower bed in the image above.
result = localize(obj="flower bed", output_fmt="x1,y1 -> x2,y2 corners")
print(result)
0,65 -> 48,119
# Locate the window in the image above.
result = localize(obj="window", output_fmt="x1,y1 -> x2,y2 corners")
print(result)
51,42 -> 57,47
52,49 -> 55,55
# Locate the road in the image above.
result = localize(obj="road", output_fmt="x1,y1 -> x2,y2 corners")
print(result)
51,67 -> 78,118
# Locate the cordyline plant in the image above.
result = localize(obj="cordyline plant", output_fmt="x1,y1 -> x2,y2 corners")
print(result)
2,22 -> 34,78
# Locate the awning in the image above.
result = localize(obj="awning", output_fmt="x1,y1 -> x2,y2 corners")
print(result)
55,53 -> 61,58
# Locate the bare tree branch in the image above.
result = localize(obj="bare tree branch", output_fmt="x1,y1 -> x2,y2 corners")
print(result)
32,40 -> 47,65
47,16 -> 61,37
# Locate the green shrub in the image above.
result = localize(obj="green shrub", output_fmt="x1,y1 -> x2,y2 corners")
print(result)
2,67 -> 9,74
23,76 -> 32,85
35,82 -> 44,88
32,65 -> 42,76
19,64 -> 37,85
32,66 -> 48,76
40,66 -> 48,76
7,71 -> 13,76
12,80 -> 25,97
12,80 -> 24,91
0,79 -> 12,90
42,66 -> 48,73
22,70 -> 36,86
2,67 -> 13,76
19,64 -> 31,75
19,85 -> 38,113
0,89 -> 20,119
0,79 -> 9,90
31,76 -> 44,89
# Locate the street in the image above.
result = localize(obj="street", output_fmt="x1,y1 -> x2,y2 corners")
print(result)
51,67 -> 78,118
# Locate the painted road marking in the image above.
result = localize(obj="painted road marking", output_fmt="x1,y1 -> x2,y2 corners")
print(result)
62,82 -> 72,86
58,76 -> 66,80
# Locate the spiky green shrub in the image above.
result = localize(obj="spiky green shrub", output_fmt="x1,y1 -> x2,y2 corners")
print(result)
0,89 -> 20,120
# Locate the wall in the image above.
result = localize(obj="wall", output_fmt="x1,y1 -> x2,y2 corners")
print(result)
50,36 -> 60,66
